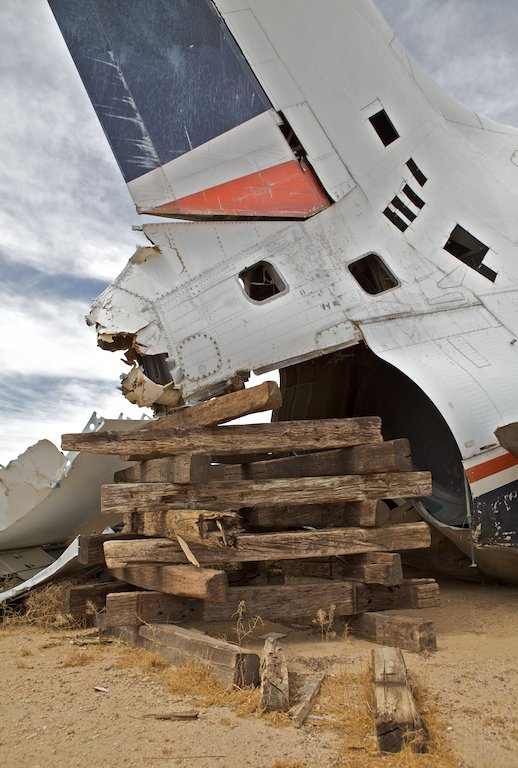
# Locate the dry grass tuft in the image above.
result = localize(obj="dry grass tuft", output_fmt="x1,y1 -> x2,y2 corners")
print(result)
318,667 -> 459,768
1,582 -> 84,631
161,662 -> 261,716
116,647 -> 169,673
118,645 -> 261,717
312,604 -> 337,641
62,649 -> 97,667
271,762 -> 306,768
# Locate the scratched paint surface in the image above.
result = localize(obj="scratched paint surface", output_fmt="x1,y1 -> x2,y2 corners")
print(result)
48,0 -> 271,182
473,481 -> 518,546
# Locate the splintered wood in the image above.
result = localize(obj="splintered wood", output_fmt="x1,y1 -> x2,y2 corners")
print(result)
65,380 -> 438,654
371,647 -> 427,752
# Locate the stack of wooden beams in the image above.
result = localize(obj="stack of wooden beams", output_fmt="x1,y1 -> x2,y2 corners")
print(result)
62,381 -> 439,641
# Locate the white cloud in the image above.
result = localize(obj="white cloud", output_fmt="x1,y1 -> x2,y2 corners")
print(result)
373,0 -> 518,125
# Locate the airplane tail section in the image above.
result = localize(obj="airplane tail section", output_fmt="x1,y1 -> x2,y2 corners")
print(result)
47,0 -> 330,218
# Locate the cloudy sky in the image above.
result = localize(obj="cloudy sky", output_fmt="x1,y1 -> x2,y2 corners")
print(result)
1,0 -> 517,466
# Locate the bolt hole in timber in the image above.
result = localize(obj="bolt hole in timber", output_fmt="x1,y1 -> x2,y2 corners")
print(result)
37,0 -> 518,583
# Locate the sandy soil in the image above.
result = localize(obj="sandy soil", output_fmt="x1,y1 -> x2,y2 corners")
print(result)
1,578 -> 518,768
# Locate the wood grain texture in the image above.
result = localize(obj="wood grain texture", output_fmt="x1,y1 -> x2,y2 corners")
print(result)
134,381 -> 282,431
349,612 -> 437,653
371,647 -> 426,752
101,472 -> 431,515
109,563 -> 228,602
103,522 -> 431,567
115,455 -> 211,484
289,672 -> 324,727
139,623 -> 260,687
243,500 -> 389,530
282,552 -> 403,585
223,439 -> 412,480
62,417 -> 383,457
260,638 -> 290,712
63,582 -> 134,617
104,582 -> 357,624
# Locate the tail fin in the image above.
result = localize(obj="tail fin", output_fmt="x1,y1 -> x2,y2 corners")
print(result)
48,0 -> 330,218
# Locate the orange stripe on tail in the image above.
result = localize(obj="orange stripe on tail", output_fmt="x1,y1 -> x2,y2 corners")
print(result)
146,160 -> 330,218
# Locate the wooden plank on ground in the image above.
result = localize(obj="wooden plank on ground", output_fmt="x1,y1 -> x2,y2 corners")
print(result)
282,552 -> 403,586
104,523 -> 431,567
115,455 -> 211,484
63,582 -> 134,617
349,612 -> 436,653
139,623 -> 260,687
371,647 -> 427,752
62,417 -> 383,457
101,472 -> 431,515
110,563 -> 228,602
260,638 -> 290,712
289,672 -> 324,727
243,500 -> 389,530
223,439 -> 412,480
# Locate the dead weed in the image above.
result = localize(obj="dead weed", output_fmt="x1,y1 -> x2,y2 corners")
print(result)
319,667 -> 459,768
62,649 -> 97,667
1,582 -> 84,631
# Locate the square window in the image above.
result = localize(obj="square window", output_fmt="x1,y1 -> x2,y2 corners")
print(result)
239,261 -> 286,302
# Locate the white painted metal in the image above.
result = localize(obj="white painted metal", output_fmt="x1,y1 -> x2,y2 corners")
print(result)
86,0 -> 518,546
0,415 -> 140,551
127,110 -> 295,211
0,539 -> 79,604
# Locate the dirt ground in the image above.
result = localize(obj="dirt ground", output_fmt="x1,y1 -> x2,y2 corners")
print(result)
1,578 -> 518,768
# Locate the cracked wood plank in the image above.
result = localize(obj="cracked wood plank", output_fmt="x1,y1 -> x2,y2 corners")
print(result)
101,472 -> 432,514
62,417 -> 383,457
103,523 -> 431,567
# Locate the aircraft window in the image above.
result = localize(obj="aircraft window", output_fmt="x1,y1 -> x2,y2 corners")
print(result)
402,184 -> 425,209
406,158 -> 427,186
369,109 -> 399,146
239,261 -> 286,302
349,253 -> 399,294
443,225 -> 497,282
383,207 -> 408,232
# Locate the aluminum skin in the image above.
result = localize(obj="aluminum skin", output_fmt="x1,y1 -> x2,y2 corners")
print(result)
48,0 -> 518,578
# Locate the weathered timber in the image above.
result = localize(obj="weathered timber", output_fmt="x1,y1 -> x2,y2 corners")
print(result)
139,623 -> 260,687
349,612 -> 436,653
282,552 -> 403,586
289,672 -> 324,727
223,439 -> 412,480
101,472 -> 431,516
139,509 -> 242,547
244,501 -> 389,530
77,533 -> 142,566
105,591 -> 199,626
63,582 -> 134,617
109,563 -> 228,602
135,381 -> 281,431
357,579 -> 440,612
104,582 -> 357,625
260,638 -> 290,712
115,455 -> 211,484
62,417 -> 383,457
372,647 -> 427,753
103,523 -> 431,567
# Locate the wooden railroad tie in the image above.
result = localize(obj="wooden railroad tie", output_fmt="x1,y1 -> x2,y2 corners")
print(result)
62,379 -> 438,656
